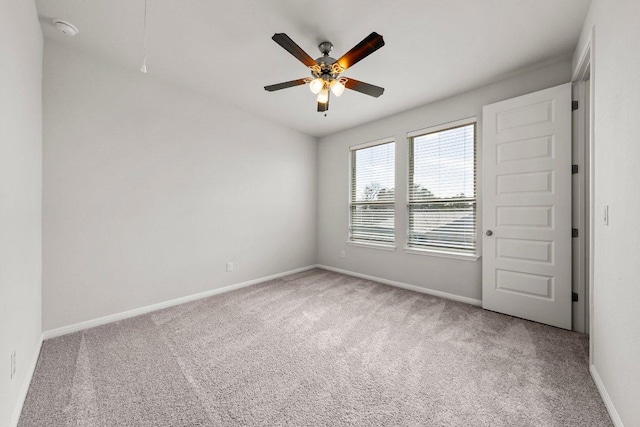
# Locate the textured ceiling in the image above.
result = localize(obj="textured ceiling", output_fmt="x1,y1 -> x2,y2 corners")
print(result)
35,0 -> 590,137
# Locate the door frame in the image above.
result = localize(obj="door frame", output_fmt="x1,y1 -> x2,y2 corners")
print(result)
572,27 -> 594,362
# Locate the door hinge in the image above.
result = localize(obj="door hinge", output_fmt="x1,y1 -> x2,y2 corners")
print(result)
572,164 -> 579,174
572,292 -> 579,302
572,228 -> 579,238
572,100 -> 579,111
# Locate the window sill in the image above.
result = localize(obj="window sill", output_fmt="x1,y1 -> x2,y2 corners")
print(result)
346,241 -> 397,252
404,247 -> 480,262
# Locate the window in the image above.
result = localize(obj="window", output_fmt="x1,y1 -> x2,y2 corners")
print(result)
408,119 -> 476,254
350,139 -> 395,246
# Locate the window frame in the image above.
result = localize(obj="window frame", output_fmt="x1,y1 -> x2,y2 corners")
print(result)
405,117 -> 479,260
348,137 -> 396,249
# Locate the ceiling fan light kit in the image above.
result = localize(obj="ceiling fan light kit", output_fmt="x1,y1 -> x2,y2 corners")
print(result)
264,32 -> 385,112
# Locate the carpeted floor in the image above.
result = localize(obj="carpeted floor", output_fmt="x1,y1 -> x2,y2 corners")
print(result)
19,268 -> 611,426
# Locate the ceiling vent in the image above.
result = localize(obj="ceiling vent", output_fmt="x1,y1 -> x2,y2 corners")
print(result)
52,19 -> 78,36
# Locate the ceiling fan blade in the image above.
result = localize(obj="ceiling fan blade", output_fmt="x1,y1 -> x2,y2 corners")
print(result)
336,32 -> 385,71
272,33 -> 317,67
264,79 -> 307,92
345,78 -> 385,97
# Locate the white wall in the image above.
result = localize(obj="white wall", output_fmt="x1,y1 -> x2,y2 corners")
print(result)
573,1 -> 640,425
317,60 -> 571,302
0,0 -> 43,425
42,41 -> 317,331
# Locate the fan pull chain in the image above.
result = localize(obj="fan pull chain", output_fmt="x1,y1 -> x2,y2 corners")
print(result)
141,0 -> 148,73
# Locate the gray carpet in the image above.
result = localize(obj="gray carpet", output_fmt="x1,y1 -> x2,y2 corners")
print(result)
20,268 -> 611,426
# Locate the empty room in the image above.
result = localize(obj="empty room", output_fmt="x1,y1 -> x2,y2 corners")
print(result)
2,0 -> 639,425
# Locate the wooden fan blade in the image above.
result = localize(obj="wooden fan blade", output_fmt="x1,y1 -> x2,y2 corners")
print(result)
336,32 -> 385,71
272,33 -> 317,67
345,78 -> 385,97
264,79 -> 307,92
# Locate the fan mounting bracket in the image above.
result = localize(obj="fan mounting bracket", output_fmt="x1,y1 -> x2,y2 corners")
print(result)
318,41 -> 333,56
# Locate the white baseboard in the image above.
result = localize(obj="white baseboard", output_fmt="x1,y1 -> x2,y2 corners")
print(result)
42,265 -> 317,340
316,264 -> 482,306
10,335 -> 43,427
590,364 -> 624,427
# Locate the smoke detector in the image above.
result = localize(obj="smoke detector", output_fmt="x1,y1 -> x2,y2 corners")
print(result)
53,19 -> 78,36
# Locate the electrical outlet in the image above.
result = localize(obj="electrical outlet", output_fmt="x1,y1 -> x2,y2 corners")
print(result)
340,250 -> 346,258
226,261 -> 233,272
10,350 -> 16,379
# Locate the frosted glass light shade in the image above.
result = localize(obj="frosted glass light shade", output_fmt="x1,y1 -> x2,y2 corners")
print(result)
317,89 -> 329,104
309,78 -> 324,94
330,79 -> 345,96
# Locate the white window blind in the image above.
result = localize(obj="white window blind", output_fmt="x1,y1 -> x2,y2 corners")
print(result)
408,121 -> 476,253
350,140 -> 395,245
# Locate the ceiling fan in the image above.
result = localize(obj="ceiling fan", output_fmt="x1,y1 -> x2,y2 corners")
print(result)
264,32 -> 385,112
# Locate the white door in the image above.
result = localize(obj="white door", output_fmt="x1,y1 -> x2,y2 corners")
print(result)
482,83 -> 572,329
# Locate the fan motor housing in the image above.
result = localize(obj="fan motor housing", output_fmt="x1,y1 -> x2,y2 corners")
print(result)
309,41 -> 340,79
